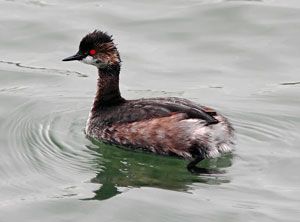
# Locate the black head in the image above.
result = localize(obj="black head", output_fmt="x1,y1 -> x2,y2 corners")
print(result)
62,30 -> 120,69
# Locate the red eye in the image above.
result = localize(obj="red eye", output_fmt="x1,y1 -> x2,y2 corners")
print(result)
89,49 -> 96,55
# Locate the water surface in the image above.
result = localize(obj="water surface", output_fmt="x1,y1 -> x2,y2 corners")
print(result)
0,0 -> 300,221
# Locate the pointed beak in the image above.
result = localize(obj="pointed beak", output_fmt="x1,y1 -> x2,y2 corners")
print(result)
62,52 -> 86,61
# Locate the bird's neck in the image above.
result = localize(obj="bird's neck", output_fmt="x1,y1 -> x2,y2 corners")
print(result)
92,64 -> 124,111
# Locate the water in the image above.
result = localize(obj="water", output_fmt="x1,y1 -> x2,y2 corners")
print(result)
0,0 -> 300,221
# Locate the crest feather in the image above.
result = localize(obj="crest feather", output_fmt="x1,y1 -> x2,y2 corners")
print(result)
79,30 -> 113,52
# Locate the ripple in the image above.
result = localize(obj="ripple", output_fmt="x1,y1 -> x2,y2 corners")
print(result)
280,81 -> 300,86
0,98 -> 94,186
0,60 -> 88,78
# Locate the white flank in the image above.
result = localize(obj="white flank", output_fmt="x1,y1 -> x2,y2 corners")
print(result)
182,117 -> 234,158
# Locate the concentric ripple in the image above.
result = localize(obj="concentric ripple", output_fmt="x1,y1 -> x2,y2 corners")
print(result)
0,96 -> 99,203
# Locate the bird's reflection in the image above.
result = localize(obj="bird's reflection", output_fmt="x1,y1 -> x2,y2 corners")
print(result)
84,140 -> 233,201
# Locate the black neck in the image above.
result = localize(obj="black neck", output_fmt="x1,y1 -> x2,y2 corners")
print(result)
92,64 -> 125,111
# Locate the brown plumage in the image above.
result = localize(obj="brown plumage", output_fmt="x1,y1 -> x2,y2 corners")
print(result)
63,30 -> 234,173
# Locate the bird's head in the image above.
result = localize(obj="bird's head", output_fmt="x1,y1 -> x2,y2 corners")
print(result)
63,30 -> 120,70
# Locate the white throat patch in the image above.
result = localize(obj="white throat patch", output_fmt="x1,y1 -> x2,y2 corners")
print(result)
81,55 -> 98,65
81,55 -> 108,68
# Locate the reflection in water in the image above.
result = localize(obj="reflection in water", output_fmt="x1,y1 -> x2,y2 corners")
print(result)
84,140 -> 233,201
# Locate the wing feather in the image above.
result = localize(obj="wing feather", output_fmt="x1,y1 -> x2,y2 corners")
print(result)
92,97 -> 218,127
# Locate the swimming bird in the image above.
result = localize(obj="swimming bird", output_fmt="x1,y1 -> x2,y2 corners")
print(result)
62,30 -> 234,173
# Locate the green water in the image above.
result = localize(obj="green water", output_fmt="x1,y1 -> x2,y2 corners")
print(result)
0,0 -> 300,221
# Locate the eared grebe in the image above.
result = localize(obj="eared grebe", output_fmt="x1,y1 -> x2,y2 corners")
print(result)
63,30 -> 234,173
